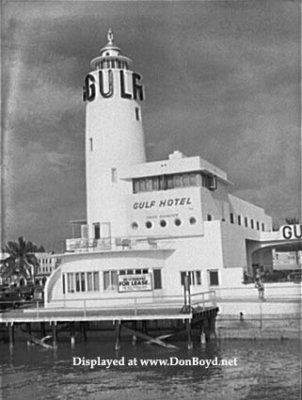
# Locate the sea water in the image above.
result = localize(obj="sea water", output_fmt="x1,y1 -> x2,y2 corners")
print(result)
0,337 -> 300,400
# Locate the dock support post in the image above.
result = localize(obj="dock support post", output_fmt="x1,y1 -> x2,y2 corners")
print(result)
40,322 -> 46,338
199,320 -> 206,344
142,320 -> 148,335
52,322 -> 58,349
81,322 -> 87,342
70,322 -> 76,347
8,323 -> 14,349
186,319 -> 193,350
115,320 -> 121,351
204,314 -> 211,342
132,321 -> 137,345
26,323 -> 32,346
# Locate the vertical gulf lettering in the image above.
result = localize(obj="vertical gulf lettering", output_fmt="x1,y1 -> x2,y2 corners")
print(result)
132,73 -> 144,101
99,70 -> 113,98
120,70 -> 132,99
84,74 -> 96,102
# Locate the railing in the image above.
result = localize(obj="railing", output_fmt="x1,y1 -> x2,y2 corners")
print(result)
191,290 -> 217,309
65,237 -> 174,253
0,290 -> 217,319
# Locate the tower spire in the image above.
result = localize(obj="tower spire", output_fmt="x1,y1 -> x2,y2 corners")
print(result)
107,28 -> 114,45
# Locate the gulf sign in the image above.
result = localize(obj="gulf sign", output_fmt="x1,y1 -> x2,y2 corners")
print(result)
83,70 -> 144,102
281,225 -> 302,240
118,274 -> 152,292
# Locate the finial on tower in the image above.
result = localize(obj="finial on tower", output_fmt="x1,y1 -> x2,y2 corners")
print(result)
107,28 -> 114,45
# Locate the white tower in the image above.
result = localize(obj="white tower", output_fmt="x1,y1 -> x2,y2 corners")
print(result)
84,29 -> 146,240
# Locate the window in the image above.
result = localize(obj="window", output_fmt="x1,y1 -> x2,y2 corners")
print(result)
103,270 -> 118,291
230,213 -> 234,224
111,168 -> 117,183
87,272 -> 93,291
135,107 -> 140,121
146,178 -> 153,191
93,272 -> 99,291
67,273 -> 74,293
180,271 -> 202,286
175,218 -> 182,226
183,174 -> 190,187
207,214 -> 212,221
208,270 -> 219,286
146,221 -> 153,229
174,175 -> 182,188
244,217 -> 248,228
89,138 -> 93,151
131,222 -> 138,230
261,223 -> 265,232
251,219 -> 254,229
189,173 -> 197,186
153,269 -> 162,289
238,215 -> 241,225
133,180 -> 140,193
207,174 -> 217,191
189,217 -> 197,225
94,223 -> 100,239
81,273 -> 85,292
160,219 -> 167,228
256,221 -> 260,230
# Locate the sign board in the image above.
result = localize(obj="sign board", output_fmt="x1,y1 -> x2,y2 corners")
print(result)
118,273 -> 152,292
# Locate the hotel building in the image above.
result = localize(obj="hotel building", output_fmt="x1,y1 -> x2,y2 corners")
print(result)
45,31 -> 299,309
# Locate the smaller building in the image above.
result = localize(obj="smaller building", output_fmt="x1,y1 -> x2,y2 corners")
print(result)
35,253 -> 62,286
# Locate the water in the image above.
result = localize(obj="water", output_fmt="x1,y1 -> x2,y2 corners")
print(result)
0,337 -> 300,400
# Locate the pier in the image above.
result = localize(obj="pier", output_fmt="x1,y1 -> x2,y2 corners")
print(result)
0,290 -> 218,350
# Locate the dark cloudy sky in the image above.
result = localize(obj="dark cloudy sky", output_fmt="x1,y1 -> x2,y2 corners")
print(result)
2,0 -> 301,250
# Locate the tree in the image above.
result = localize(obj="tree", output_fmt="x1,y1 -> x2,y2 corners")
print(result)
1,237 -> 40,285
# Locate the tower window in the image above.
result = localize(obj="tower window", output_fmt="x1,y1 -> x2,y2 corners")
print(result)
230,213 -> 234,224
207,214 -> 212,221
135,107 -> 140,121
89,138 -> 93,151
111,168 -> 117,182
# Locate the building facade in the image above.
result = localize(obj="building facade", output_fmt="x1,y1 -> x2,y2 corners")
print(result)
45,30 -> 289,309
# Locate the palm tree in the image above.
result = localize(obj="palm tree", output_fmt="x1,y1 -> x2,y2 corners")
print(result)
1,237 -> 40,285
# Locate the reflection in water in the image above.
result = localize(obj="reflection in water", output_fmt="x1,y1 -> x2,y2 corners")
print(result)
0,338 -> 300,400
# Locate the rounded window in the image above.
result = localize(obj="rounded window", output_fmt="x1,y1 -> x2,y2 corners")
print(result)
189,217 -> 197,225
160,220 -> 167,228
175,218 -> 182,226
146,221 -> 153,229
131,222 -> 138,230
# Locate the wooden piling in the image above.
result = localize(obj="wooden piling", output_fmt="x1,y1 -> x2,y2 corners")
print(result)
70,322 -> 76,347
142,320 -> 148,335
40,322 -> 46,338
8,323 -> 14,349
80,322 -> 87,342
26,323 -> 32,346
132,321 -> 137,345
115,320 -> 121,351
186,319 -> 193,350
52,322 -> 58,349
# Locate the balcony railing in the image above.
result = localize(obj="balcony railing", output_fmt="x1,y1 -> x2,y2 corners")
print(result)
65,237 -> 174,253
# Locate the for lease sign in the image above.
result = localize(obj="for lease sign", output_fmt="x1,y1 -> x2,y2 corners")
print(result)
118,274 -> 152,292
